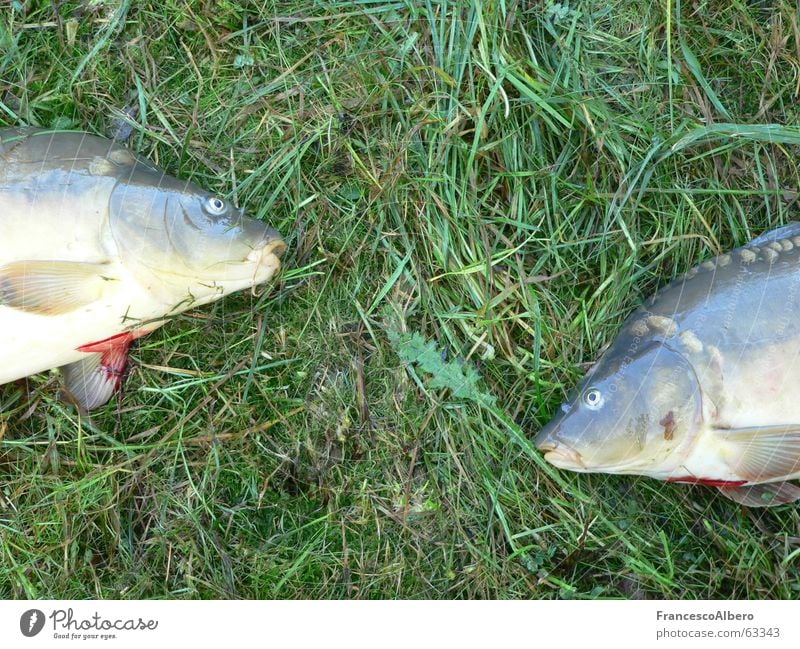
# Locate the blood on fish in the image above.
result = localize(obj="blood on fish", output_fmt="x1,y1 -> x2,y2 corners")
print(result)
667,476 -> 747,487
77,329 -> 151,391
77,329 -> 150,353
99,344 -> 132,390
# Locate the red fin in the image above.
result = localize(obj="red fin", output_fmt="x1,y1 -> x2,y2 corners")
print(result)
77,329 -> 150,353
69,329 -> 151,406
99,344 -> 132,391
667,476 -> 748,487
62,345 -> 133,411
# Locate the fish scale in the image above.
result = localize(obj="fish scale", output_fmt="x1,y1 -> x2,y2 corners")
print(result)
535,223 -> 800,507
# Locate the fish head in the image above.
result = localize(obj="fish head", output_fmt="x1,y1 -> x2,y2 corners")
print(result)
535,341 -> 703,477
109,168 -> 286,303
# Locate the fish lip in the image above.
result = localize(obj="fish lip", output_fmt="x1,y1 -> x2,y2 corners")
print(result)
543,446 -> 586,469
534,411 -> 566,450
535,414 -> 586,468
246,228 -> 287,262
264,238 -> 287,259
259,227 -> 287,259
536,439 -> 558,453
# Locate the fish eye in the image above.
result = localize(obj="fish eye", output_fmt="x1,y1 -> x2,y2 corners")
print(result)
582,388 -> 604,410
205,196 -> 227,215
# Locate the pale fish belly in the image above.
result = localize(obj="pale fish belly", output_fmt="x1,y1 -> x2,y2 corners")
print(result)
679,335 -> 800,484
0,262 -> 169,385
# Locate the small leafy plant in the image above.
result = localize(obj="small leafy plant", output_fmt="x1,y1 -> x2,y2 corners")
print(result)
388,329 -> 496,407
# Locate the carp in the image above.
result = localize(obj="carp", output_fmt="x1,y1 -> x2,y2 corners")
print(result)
0,128 -> 285,410
535,224 -> 800,507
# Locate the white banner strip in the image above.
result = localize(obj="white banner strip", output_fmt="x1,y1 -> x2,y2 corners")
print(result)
1,600 -> 797,648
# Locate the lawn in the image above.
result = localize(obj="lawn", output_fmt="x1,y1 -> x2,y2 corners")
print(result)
1,0 -> 799,599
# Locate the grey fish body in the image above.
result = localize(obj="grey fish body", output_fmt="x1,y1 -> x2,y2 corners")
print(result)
536,224 -> 800,507
0,128 -> 285,410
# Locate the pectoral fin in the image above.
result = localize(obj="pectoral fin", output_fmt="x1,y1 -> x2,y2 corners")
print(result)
62,345 -> 132,411
717,482 -> 800,507
717,424 -> 800,482
0,260 -> 116,315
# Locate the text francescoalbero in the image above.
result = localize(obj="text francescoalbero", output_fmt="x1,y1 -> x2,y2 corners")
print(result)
657,610 -> 755,621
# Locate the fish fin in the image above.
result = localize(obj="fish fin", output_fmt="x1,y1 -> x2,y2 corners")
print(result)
61,344 -> 132,411
717,482 -> 800,507
0,260 -> 116,316
716,424 -> 800,482
747,222 -> 800,247
77,329 -> 151,353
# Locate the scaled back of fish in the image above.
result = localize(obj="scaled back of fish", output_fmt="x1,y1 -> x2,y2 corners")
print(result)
535,224 -> 800,507
0,127 -> 285,410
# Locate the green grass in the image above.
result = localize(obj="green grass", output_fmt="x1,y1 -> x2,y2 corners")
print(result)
2,0 -> 800,599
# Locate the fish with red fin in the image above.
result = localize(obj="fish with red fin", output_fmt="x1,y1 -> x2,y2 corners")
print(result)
0,128 -> 285,410
535,224 -> 800,507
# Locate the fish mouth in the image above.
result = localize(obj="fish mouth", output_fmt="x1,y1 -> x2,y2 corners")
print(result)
260,238 -> 287,260
537,439 -> 586,470
535,415 -> 586,469
261,227 -> 287,258
246,227 -> 287,262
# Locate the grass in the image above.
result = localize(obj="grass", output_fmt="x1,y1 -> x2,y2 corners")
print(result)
1,0 -> 800,599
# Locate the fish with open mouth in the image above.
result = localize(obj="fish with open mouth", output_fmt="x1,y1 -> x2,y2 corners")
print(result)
0,128 -> 286,410
535,224 -> 800,507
